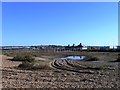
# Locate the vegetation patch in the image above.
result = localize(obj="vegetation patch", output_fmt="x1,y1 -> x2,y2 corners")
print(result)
12,55 -> 35,62
18,61 -> 51,70
18,61 -> 34,69
15,55 -> 51,70
3,50 -> 119,61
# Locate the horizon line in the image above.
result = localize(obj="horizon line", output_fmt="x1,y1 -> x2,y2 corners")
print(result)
1,44 -> 119,46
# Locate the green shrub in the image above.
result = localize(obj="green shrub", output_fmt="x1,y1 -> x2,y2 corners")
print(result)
18,61 -> 51,70
12,55 -> 34,62
12,55 -> 24,61
24,56 -> 34,62
18,61 -> 34,69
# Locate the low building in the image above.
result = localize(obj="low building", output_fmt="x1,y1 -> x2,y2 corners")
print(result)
87,46 -> 100,50
99,46 -> 110,50
117,46 -> 120,49
87,46 -> 110,51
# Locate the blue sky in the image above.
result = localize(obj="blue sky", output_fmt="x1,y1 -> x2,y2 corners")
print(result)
2,2 -> 118,46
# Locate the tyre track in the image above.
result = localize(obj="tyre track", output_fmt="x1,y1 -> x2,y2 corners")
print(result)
51,60 -> 96,74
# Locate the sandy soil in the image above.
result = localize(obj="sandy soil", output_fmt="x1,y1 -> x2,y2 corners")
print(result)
1,55 -> 22,68
1,55 -> 119,89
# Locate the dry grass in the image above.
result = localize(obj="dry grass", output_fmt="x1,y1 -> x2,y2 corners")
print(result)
3,50 -> 119,61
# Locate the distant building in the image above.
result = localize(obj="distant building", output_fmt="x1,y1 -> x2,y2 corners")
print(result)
87,46 -> 110,51
117,46 -> 120,49
110,46 -> 117,49
82,46 -> 87,50
87,46 -> 100,50
99,46 -> 110,50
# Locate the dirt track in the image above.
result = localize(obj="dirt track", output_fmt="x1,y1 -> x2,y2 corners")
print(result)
1,55 -> 22,68
1,55 -> 119,89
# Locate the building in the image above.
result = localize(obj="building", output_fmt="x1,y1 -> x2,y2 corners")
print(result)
117,46 -> 120,49
99,46 -> 110,50
87,46 -> 110,51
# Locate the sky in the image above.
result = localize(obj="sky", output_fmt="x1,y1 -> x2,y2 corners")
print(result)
2,2 -> 118,46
